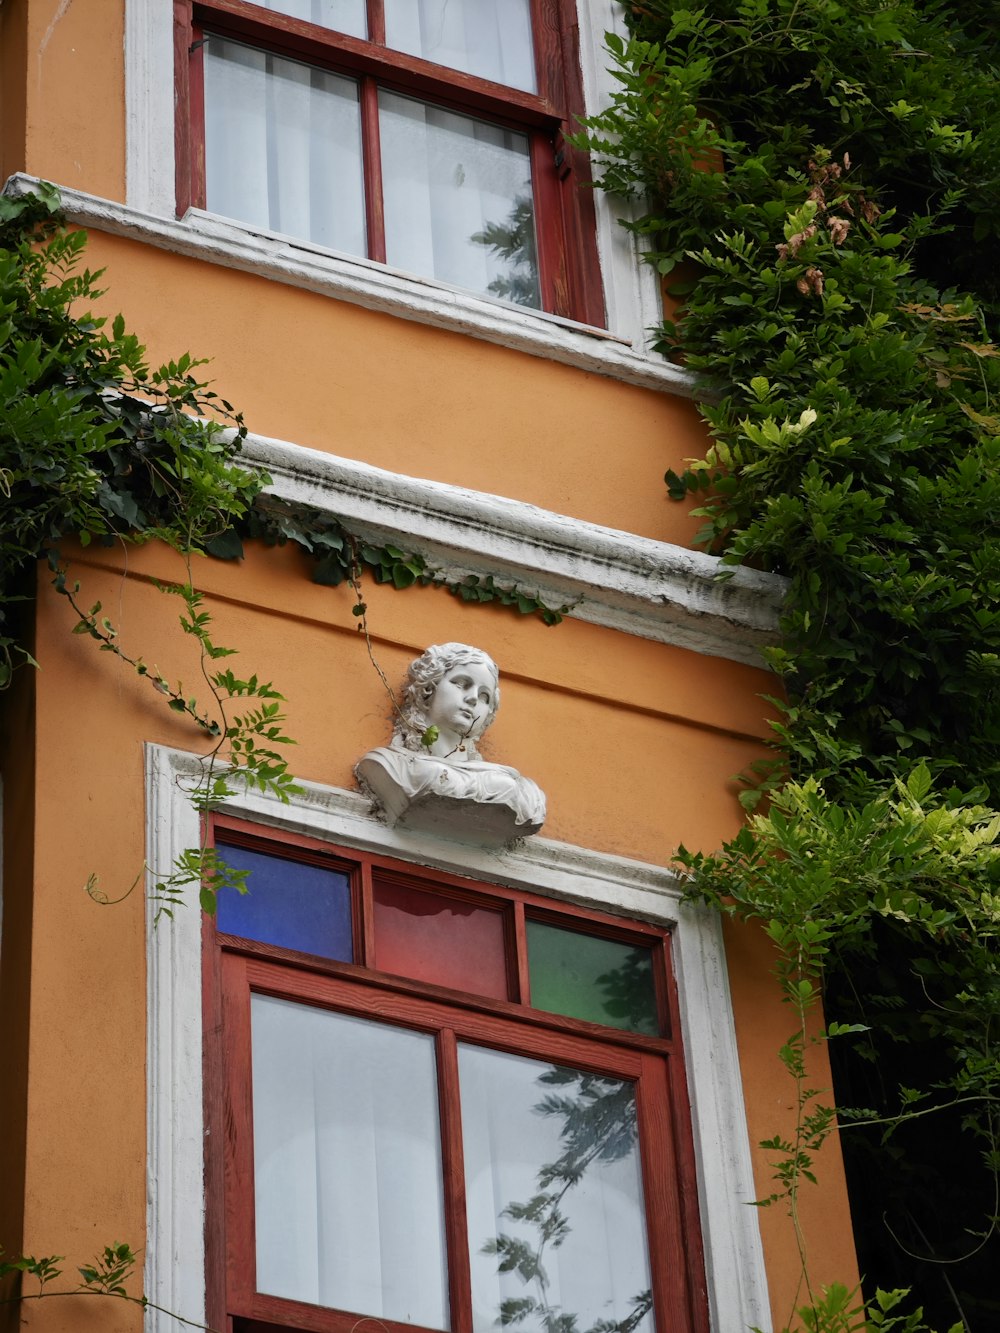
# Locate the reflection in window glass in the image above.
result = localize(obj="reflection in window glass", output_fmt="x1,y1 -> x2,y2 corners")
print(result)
253,0 -> 366,38
384,0 -> 536,92
215,843 -> 353,961
459,1045 -> 653,1333
379,91 -> 540,308
252,997 -> 450,1327
527,923 -> 659,1036
372,878 -> 509,999
204,36 -> 365,256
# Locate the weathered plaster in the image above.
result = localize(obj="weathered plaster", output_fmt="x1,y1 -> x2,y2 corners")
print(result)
245,432 -> 787,667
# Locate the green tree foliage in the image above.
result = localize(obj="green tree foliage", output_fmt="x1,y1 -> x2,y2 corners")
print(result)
579,2 -> 1000,1327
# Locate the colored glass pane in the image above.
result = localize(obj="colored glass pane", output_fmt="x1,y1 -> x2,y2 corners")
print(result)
252,996 -> 449,1326
372,878 -> 509,999
215,842 -> 353,960
459,1044 -> 653,1333
527,922 -> 659,1035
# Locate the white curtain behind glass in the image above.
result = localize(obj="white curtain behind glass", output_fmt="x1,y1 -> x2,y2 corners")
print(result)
379,92 -> 539,307
203,36 -> 365,257
251,996 -> 450,1329
384,0 -> 535,91
458,1045 -> 654,1333
255,0 -> 366,38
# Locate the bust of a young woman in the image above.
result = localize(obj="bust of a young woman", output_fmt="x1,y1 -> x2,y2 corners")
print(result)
355,643 -> 546,845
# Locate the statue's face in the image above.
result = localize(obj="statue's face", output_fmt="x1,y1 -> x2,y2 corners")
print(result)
426,661 -> 496,744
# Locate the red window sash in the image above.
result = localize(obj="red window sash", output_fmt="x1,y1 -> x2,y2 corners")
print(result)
204,821 -> 708,1333
359,76 -> 386,264
218,952 -> 701,1333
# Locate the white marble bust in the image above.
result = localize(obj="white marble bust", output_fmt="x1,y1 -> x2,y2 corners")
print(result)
355,643 -> 546,845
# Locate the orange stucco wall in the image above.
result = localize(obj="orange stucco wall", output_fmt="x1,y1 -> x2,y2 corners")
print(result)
9,541 -> 858,1333
75,231 -> 712,549
2,3 -> 860,1329
15,0 -> 124,201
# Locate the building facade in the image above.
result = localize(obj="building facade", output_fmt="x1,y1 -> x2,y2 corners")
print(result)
0,3 -> 859,1332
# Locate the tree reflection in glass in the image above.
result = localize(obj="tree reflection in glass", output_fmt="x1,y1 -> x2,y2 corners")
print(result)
459,1045 -> 653,1333
469,194 -> 540,309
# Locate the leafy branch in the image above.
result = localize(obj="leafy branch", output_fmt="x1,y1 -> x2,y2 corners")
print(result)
0,1243 -> 220,1333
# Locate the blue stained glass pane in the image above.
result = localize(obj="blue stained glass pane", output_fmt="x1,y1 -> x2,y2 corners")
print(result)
215,842 -> 353,961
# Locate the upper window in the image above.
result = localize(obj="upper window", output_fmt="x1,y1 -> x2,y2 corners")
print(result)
204,818 -> 708,1333
176,1 -> 605,322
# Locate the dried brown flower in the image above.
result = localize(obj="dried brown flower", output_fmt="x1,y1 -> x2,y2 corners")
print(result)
796,266 -> 825,297
786,224 -> 818,257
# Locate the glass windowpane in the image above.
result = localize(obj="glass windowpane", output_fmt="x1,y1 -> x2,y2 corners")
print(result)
384,0 -> 536,92
251,0 -> 366,38
204,36 -> 365,256
372,878 -> 509,999
252,996 -> 450,1327
527,922 -> 659,1036
215,843 -> 353,961
379,91 -> 540,309
459,1045 -> 654,1333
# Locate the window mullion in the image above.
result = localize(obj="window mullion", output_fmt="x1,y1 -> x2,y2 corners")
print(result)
367,0 -> 385,46
513,899 -> 530,1004
437,1027 -> 474,1333
361,74 -> 387,263
177,3 -> 202,215
358,858 -> 375,965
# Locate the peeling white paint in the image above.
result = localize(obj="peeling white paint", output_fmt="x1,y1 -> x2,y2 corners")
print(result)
243,432 -> 787,667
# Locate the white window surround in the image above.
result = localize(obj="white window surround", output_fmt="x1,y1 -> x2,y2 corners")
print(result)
121,0 -> 691,390
145,743 -> 773,1333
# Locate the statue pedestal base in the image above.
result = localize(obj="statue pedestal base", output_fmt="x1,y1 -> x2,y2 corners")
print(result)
356,751 -> 545,847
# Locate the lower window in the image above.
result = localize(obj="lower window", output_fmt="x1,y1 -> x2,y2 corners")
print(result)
205,820 -> 708,1333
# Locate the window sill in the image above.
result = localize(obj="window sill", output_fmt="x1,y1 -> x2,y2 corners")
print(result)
3,173 -> 699,398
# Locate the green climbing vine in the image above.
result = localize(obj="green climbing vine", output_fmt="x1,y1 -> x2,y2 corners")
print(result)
579,2 -> 1000,1329
0,183 -> 563,898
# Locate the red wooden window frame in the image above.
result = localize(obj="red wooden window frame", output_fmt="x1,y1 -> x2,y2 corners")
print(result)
203,816 -> 709,1333
173,0 -> 606,325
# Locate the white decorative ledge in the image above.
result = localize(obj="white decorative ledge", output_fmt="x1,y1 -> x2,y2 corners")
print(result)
245,433 -> 787,667
4,172 -> 698,399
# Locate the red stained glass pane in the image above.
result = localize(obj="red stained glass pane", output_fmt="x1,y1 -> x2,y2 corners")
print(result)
372,878 -> 509,1000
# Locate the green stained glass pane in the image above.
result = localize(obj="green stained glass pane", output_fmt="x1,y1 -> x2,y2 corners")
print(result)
526,922 -> 659,1036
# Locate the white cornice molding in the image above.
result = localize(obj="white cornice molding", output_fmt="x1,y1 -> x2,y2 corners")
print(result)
244,433 -> 787,667
145,746 -> 773,1333
4,173 -> 697,398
